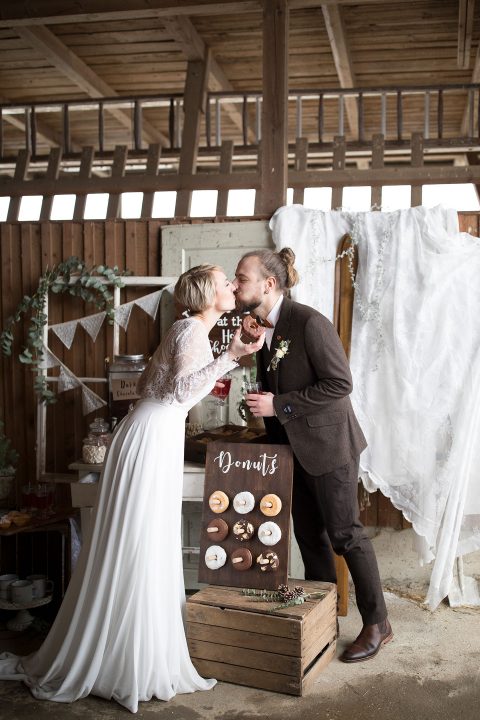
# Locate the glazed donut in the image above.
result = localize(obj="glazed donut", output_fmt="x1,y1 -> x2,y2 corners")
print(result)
258,521 -> 282,546
205,545 -> 227,570
260,493 -> 282,517
256,551 -> 280,572
208,490 -> 229,513
233,519 -> 254,542
233,491 -> 255,514
231,548 -> 253,571
206,518 -> 229,541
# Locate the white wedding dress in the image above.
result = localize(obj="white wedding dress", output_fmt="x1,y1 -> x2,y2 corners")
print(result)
0,317 -> 237,713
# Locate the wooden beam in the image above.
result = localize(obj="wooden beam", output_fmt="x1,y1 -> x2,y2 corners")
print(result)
370,133 -> 384,209
410,132 -> 423,207
461,43 -> 480,135
257,0 -> 289,215
161,15 -> 255,142
0,171 -> 260,197
321,4 -> 358,139
5,163 -> 480,199
175,53 -> 212,216
216,140 -> 234,215
73,146 -> 95,220
0,1 -> 260,27
292,137 -> 309,205
106,145 -> 128,219
39,146 -> 62,220
466,151 -> 480,203
458,0 -> 475,70
141,144 -> 162,218
0,1 -> 427,27
331,135 -> 345,209
6,149 -> 30,221
16,26 -> 168,147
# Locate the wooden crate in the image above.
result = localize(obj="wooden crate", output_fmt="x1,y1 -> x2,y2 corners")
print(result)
186,580 -> 337,696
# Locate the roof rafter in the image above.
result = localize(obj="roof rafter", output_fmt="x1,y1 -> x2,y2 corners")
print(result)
162,15 -> 255,142
460,42 -> 480,135
0,1 -> 422,28
16,25 -> 168,147
457,0 -> 475,69
321,4 -> 358,139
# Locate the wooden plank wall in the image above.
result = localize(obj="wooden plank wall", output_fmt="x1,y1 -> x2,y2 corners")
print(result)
1,212 -> 479,528
0,219 -> 165,505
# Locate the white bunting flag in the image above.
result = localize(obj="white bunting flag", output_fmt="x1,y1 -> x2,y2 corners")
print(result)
135,289 -> 163,319
58,366 -> 79,394
82,384 -> 107,415
38,346 -> 60,369
79,311 -> 106,342
114,301 -> 135,330
50,319 -> 78,349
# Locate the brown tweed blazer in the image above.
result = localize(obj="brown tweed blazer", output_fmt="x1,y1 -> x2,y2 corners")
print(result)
257,296 -> 367,476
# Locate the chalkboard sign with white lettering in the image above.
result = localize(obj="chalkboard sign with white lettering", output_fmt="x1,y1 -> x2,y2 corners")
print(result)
198,441 -> 294,590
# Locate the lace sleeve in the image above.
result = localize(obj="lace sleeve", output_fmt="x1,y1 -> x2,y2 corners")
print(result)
171,320 -> 237,404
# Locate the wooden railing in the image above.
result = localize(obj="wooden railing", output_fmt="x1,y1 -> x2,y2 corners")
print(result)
1,83 -> 480,166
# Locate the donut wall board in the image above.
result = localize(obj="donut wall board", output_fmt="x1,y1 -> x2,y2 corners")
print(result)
198,441 -> 294,590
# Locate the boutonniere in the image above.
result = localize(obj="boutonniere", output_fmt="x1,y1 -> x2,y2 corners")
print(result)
267,338 -> 291,371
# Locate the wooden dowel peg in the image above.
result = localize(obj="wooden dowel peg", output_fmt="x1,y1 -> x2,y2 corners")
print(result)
206,554 -> 217,561
232,557 -> 243,564
207,527 -> 219,533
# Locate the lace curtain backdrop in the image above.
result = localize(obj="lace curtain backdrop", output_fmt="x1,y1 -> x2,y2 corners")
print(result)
270,204 -> 480,610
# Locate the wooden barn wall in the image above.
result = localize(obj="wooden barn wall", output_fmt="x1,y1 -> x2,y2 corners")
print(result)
1,212 -> 479,527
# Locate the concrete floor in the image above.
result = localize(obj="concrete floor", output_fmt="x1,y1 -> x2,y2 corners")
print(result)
1,528 -> 479,720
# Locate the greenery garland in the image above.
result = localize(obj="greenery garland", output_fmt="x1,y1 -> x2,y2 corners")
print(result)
0,256 -> 129,404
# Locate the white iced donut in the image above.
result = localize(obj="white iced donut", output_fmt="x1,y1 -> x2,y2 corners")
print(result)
233,491 -> 255,514
258,521 -> 282,546
204,545 -> 227,570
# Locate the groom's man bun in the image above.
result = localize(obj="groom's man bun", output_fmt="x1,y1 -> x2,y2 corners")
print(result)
241,248 -> 299,292
277,247 -> 299,289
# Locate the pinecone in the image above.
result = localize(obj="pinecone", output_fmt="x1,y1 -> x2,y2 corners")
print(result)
293,586 -> 305,597
283,591 -> 295,601
277,584 -> 289,594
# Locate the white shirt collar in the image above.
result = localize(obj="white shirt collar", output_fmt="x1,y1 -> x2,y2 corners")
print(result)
264,295 -> 283,349
266,294 -> 284,328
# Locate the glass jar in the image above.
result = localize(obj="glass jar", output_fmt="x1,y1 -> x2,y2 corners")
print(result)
81,417 -> 111,464
107,354 -> 147,422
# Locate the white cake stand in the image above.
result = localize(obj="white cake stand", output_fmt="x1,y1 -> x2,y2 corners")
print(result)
0,595 -> 52,631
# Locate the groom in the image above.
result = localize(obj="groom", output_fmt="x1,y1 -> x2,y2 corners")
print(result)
233,248 -> 393,663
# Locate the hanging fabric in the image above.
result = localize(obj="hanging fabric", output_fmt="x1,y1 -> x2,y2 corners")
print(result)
270,204 -> 480,610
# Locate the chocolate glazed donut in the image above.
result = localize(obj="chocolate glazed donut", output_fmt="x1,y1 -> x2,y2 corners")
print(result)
231,548 -> 253,571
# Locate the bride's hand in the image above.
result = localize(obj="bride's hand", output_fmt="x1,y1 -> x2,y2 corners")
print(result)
228,327 -> 265,360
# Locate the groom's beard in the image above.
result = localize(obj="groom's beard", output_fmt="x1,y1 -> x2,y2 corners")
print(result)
234,292 -> 264,314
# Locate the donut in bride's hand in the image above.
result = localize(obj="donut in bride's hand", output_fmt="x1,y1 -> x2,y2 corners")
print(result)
242,314 -> 264,341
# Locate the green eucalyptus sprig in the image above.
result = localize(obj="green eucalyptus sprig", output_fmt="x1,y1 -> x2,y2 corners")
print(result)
242,584 -> 325,612
0,257 -> 130,404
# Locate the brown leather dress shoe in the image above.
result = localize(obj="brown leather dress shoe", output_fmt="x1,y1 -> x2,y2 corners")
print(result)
339,619 -> 393,663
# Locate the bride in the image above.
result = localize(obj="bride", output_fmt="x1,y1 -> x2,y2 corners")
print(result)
0,264 -> 264,713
